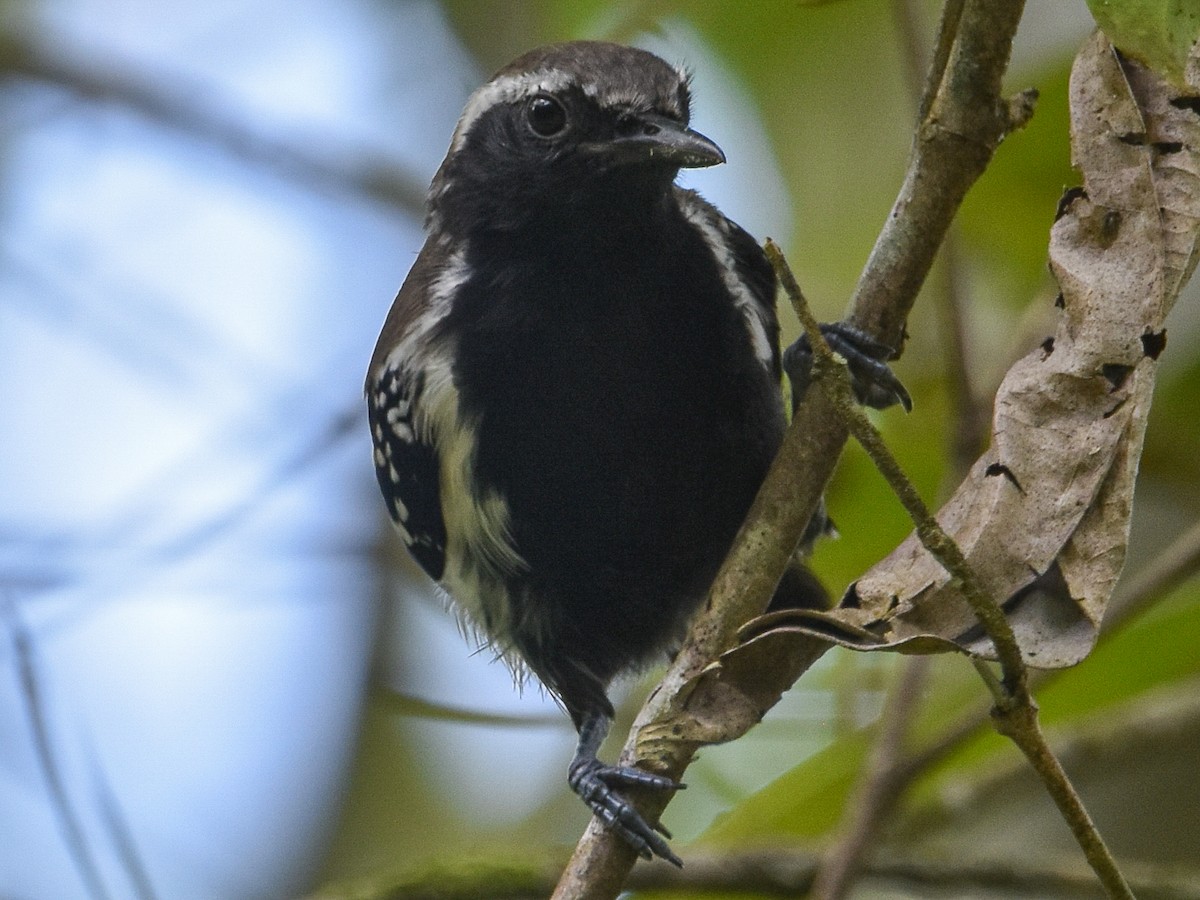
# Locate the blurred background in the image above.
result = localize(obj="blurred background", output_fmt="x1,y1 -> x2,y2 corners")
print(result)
1,1 -> 1198,898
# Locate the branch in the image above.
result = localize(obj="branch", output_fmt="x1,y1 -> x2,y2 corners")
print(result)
847,0 -> 1034,344
4,602 -> 113,900
0,29 -> 427,218
872,513 -> 1200,816
1105,517 -> 1200,630
809,657 -> 930,900
895,0 -> 990,478
990,705 -> 1133,898
771,241 -> 1030,699
771,246 -> 1133,897
307,845 -> 1200,898
931,234 -> 991,476
804,4 -> 987,889
797,520 -> 1200,899
774,503 -> 1200,900
322,660 -> 1200,900
553,1 -> 1030,896
645,845 -> 1199,898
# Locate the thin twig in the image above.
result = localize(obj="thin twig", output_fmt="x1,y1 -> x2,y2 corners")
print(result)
327,677 -> 1200,897
88,752 -> 159,900
809,657 -> 931,900
769,241 -> 1030,701
891,515 -> 1200,792
894,0 -> 987,479
916,0 -> 966,124
847,0 -> 1033,345
4,600 -> 113,900
649,844 -> 1195,898
0,30 -> 428,218
807,5 -> 984,891
308,844 -> 1200,899
800,479 -> 1200,893
990,705 -> 1134,899
375,686 -> 566,729
933,236 -> 991,477
1105,517 -> 1200,631
770,244 -> 1134,898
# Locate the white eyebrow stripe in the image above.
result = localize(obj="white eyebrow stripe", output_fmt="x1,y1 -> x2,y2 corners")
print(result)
450,70 -> 581,153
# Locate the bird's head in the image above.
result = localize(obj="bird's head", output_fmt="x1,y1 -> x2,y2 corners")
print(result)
428,41 -> 725,233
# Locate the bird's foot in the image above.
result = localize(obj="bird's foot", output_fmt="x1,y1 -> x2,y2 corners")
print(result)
784,322 -> 912,412
567,755 -> 684,866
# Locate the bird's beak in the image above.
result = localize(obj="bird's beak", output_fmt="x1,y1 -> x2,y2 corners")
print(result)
595,114 -> 726,169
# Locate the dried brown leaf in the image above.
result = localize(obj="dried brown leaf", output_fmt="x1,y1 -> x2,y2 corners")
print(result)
747,32 -> 1200,670
634,627 -> 829,757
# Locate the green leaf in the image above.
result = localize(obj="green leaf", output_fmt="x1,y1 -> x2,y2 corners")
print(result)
700,726 -> 874,842
1086,0 -> 1200,88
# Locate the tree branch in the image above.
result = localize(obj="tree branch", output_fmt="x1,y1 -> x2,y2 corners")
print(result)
0,29 -> 428,218
804,2 -> 987,887
809,657 -> 930,900
870,513 -> 1200,823
773,241 -> 1031,699
309,844 -> 1200,899
772,245 -> 1134,897
4,602 -> 113,900
1105,518 -> 1200,630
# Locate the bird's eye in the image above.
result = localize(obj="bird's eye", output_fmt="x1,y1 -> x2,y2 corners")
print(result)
526,95 -> 568,137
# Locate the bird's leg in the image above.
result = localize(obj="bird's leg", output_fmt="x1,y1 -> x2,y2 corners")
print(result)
784,322 -> 912,413
567,709 -> 684,866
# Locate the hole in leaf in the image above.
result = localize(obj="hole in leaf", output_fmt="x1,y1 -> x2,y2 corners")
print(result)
841,583 -> 862,610
985,462 -> 1024,493
1102,362 -> 1132,391
1104,397 -> 1129,419
1054,186 -> 1086,221
1101,209 -> 1122,243
1170,95 -> 1200,116
1141,329 -> 1167,359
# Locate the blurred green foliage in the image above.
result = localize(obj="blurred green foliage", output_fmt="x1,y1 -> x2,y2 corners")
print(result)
1086,0 -> 1200,89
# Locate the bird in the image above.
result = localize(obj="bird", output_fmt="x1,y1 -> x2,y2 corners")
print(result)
366,40 -> 908,865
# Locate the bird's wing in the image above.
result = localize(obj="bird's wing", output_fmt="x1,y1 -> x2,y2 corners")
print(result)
674,188 -> 781,378
366,245 -> 451,582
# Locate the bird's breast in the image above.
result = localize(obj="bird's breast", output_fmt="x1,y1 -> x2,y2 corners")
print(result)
448,243 -> 784,597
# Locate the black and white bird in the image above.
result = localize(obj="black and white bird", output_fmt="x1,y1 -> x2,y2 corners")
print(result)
367,41 -> 907,864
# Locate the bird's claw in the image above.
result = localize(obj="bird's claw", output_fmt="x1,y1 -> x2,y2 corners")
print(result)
784,322 -> 912,413
568,757 -> 684,866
